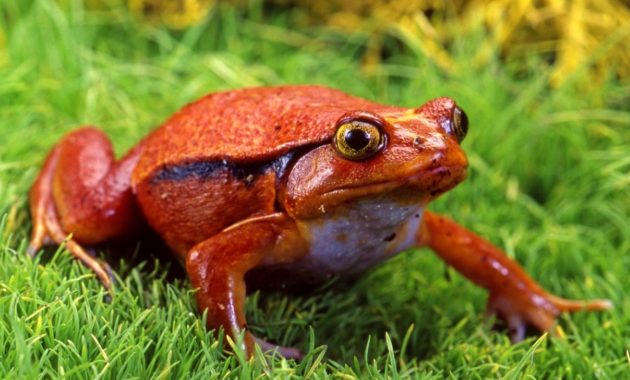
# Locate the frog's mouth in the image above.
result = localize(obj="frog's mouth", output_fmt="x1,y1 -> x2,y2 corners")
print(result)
321,163 -> 467,205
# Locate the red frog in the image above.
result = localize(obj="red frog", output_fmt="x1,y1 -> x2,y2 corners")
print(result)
28,85 -> 611,358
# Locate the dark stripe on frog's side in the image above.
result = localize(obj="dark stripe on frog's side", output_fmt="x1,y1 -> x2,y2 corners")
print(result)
150,151 -> 297,186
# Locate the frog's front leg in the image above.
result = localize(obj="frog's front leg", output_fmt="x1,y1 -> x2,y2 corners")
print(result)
185,214 -> 306,359
29,127 -> 143,289
417,211 -> 612,342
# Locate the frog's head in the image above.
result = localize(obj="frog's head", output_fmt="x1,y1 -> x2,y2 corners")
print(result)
282,97 -> 469,219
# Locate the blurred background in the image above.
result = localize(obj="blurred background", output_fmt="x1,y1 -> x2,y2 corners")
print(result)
55,0 -> 630,86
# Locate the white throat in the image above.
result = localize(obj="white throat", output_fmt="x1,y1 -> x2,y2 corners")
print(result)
296,198 -> 424,276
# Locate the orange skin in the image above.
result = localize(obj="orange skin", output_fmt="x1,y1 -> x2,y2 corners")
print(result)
28,85 -> 611,358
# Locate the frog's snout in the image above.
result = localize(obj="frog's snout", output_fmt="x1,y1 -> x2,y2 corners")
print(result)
415,97 -> 469,144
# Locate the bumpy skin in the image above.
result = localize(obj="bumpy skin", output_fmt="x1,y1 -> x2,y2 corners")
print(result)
29,85 -> 611,358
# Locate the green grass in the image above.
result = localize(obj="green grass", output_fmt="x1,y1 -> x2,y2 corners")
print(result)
1,1 -> 629,378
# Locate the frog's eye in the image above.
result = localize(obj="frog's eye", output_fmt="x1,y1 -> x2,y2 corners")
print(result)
333,120 -> 385,160
452,106 -> 468,143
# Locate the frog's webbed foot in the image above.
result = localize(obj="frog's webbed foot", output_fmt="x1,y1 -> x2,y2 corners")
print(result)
486,292 -> 613,342
28,145 -> 114,291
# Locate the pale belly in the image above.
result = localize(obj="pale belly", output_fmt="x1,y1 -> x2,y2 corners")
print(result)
289,198 -> 424,281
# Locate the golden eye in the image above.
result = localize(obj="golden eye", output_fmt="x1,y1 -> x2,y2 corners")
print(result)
333,120 -> 385,160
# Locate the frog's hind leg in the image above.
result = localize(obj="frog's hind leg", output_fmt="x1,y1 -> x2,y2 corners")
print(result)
28,144 -> 115,289
28,127 -> 143,290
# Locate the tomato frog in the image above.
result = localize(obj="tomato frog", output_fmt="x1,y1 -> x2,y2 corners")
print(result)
28,85 -> 612,358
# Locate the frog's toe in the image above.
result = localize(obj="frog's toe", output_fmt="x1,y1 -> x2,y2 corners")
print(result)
252,335 -> 303,360
28,203 -> 114,291
486,292 -> 555,343
28,197 -> 56,257
486,291 -> 613,343
27,236 -> 49,257
548,295 -> 613,313
505,314 -> 526,343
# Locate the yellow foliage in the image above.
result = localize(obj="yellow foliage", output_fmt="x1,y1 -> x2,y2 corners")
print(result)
127,0 -> 215,28
62,0 -> 630,84
278,0 -> 630,85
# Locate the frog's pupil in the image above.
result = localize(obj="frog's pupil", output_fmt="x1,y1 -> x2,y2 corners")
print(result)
345,128 -> 370,150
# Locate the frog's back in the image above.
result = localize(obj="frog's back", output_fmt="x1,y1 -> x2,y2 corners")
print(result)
133,85 -> 399,183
